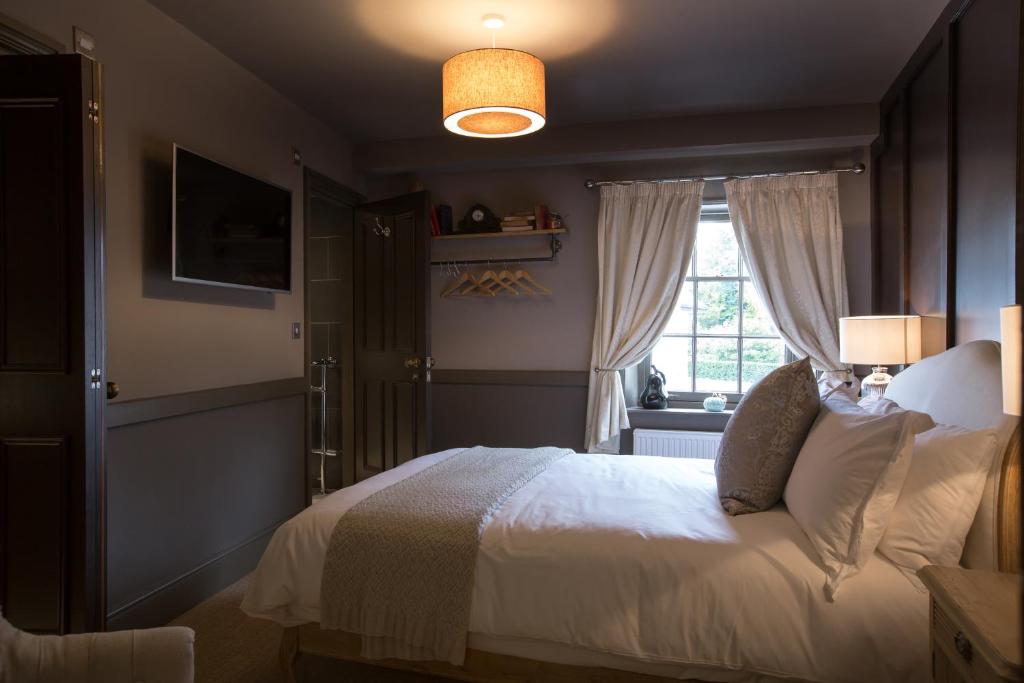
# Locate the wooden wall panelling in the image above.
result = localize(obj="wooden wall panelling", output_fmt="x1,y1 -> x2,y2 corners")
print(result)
872,0 -> 1021,347
430,370 -> 588,453
952,0 -> 1021,343
872,96 -> 909,315
105,379 -> 305,629
906,39 -> 951,355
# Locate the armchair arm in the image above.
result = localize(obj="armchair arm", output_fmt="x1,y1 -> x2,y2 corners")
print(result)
1,616 -> 195,683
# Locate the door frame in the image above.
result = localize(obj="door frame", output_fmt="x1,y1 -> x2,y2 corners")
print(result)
302,169 -> 362,497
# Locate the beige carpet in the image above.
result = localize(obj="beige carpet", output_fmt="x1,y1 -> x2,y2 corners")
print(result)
169,575 -> 444,683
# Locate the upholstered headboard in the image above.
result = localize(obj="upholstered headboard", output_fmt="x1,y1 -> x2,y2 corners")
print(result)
885,340 -> 1021,572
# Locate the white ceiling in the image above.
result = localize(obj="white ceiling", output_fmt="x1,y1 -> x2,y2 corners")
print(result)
148,0 -> 948,142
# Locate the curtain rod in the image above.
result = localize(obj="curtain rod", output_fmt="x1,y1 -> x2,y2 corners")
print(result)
583,162 -> 865,189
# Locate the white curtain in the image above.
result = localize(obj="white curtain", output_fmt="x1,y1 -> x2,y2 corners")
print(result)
724,173 -> 849,380
585,182 -> 704,453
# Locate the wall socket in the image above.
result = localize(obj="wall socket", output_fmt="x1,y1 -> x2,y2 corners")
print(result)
291,322 -> 301,339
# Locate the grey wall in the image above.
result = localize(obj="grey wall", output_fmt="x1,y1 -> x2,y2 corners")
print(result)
366,145 -> 871,452
1,0 -> 355,401
1,0 -> 355,626
368,148 -> 872,375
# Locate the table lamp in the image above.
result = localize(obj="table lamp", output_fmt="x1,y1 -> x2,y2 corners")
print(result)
839,315 -> 922,399
1000,305 -> 1021,416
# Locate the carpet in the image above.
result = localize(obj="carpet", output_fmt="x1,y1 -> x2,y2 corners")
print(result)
168,575 -> 445,682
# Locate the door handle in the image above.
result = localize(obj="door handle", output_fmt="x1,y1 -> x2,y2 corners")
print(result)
106,381 -> 119,400
404,357 -> 421,368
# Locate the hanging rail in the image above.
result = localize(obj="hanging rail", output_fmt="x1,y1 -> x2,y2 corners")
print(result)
430,232 -> 562,266
583,162 -> 865,189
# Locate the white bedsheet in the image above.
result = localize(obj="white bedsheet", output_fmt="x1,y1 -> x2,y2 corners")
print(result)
243,450 -> 928,683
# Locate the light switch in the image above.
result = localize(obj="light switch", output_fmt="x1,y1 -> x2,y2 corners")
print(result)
292,322 -> 301,339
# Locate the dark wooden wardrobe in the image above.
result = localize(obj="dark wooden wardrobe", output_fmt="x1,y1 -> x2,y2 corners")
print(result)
0,54 -> 107,633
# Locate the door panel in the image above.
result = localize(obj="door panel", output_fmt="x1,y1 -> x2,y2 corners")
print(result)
0,54 -> 105,633
1,438 -> 66,632
1,102 -> 67,371
353,192 -> 430,482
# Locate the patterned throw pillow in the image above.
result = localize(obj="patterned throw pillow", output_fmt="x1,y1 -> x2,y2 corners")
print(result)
715,357 -> 819,515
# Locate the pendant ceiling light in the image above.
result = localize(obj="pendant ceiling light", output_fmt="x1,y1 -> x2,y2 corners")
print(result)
442,15 -> 546,138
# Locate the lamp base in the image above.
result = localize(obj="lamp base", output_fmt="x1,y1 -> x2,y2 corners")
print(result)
860,366 -> 893,401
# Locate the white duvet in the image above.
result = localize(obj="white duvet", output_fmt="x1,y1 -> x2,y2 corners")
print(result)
243,450 -> 928,683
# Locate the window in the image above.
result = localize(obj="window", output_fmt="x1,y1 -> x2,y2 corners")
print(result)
648,203 -> 788,398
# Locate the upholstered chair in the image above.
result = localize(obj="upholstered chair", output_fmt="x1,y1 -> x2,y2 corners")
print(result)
0,615 -> 194,683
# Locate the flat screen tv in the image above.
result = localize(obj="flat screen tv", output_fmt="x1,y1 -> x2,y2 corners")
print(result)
172,144 -> 292,293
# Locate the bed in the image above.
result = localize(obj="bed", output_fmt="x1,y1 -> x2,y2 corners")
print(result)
242,340 -> 1020,683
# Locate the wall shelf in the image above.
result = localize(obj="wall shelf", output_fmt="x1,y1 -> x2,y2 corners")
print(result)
431,228 -> 566,266
433,228 -> 567,241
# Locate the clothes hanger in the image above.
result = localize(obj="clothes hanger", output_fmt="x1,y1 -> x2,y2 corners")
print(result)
498,261 -> 534,295
441,261 -> 477,297
476,268 -> 514,295
514,268 -> 552,295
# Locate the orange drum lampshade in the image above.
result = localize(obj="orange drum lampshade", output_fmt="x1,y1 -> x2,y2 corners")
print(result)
442,48 -> 545,138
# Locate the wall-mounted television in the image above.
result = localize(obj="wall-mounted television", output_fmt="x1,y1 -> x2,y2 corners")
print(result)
172,144 -> 292,293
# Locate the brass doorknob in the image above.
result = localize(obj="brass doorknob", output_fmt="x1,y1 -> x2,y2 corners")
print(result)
404,357 -> 421,368
106,381 -> 119,399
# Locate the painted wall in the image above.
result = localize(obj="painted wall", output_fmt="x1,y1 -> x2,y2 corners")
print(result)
1,0 -> 355,400
368,148 -> 872,373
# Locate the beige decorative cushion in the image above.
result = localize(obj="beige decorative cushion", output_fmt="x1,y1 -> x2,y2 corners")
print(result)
715,357 -> 819,515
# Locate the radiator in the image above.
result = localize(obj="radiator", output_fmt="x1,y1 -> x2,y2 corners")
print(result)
632,429 -> 722,459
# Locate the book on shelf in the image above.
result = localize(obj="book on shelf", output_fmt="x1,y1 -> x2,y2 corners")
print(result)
500,219 -> 533,228
534,204 -> 549,231
501,224 -> 534,232
437,204 -> 453,235
430,205 -> 440,236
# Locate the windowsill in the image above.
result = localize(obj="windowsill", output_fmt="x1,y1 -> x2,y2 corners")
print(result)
627,406 -> 732,432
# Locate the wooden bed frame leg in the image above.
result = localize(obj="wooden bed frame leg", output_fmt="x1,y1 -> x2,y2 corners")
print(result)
280,626 -> 300,683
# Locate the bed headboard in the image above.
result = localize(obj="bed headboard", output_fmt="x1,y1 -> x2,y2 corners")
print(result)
885,340 -> 1021,572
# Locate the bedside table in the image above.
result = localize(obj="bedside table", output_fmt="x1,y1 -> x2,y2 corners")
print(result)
919,566 -> 1023,682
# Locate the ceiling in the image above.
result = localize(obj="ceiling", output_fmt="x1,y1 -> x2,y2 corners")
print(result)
148,0 -> 948,143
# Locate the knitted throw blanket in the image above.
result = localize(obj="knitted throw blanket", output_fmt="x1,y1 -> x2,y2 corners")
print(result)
319,446 -> 571,665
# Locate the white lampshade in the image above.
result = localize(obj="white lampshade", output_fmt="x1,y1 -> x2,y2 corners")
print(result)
1000,305 -> 1021,416
839,315 -> 922,365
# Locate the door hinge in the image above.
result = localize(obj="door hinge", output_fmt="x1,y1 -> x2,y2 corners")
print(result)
90,368 -> 102,389
87,100 -> 100,124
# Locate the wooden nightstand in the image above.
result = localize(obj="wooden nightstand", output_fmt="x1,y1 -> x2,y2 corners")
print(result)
919,566 -> 1023,682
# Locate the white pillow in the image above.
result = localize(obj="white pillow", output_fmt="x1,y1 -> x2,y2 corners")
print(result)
877,424 -> 998,577
859,396 -> 936,432
784,392 -> 920,600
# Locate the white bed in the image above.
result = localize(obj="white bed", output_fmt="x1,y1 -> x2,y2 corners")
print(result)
243,341 -> 1019,683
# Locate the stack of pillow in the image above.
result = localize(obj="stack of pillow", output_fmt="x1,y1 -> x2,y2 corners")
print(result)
715,357 -> 999,600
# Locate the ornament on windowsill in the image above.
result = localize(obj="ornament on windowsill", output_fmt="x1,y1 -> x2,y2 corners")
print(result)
640,365 -> 669,410
703,392 -> 728,412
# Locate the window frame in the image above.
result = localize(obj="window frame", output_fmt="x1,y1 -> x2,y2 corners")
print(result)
637,202 -> 793,408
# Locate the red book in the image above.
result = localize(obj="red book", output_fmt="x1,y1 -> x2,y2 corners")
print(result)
430,205 -> 440,236
534,204 -> 548,231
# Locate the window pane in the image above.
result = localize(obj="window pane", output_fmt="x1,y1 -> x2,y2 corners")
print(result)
651,336 -> 693,393
695,337 -> 738,392
696,280 -> 739,334
663,281 -> 694,334
742,339 -> 786,391
741,281 -> 777,336
694,221 -> 739,276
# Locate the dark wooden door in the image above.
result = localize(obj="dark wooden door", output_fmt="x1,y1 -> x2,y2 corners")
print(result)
353,192 -> 431,482
0,54 -> 105,633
